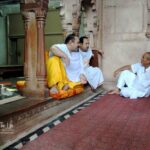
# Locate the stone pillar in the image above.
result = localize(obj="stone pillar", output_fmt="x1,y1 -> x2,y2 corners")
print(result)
20,0 -> 48,99
35,9 -> 47,97
22,12 -> 38,97
23,12 -> 30,80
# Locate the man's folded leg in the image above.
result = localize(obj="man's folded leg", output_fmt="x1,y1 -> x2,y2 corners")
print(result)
46,56 -> 84,98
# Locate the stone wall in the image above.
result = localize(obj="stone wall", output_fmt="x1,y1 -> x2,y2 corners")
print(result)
59,0 -> 81,35
59,0 -> 99,47
102,0 -> 150,81
52,0 -> 150,82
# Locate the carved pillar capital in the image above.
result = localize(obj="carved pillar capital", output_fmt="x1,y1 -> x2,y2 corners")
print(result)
35,9 -> 47,28
22,12 -> 32,30
35,9 -> 47,18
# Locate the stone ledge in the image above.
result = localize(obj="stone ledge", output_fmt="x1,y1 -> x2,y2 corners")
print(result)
0,86 -> 106,147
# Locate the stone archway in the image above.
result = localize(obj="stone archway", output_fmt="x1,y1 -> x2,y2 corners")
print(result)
59,0 -> 102,49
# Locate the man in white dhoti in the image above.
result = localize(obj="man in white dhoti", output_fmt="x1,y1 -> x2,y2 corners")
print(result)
109,52 -> 150,99
79,36 -> 104,90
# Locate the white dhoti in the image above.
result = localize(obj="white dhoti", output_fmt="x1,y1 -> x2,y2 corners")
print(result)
117,70 -> 147,99
79,48 -> 104,89
84,66 -> 104,89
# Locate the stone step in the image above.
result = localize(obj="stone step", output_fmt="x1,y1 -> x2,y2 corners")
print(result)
0,86 -> 106,148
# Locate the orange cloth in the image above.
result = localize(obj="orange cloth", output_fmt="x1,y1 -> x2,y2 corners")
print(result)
50,85 -> 84,100
16,80 -> 26,89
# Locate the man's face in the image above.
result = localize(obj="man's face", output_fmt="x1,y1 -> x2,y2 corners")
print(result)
141,53 -> 150,68
80,38 -> 90,51
70,36 -> 79,51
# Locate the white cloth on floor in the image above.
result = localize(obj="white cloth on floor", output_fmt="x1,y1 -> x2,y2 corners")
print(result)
53,44 -> 84,82
79,48 -> 104,89
117,63 -> 150,99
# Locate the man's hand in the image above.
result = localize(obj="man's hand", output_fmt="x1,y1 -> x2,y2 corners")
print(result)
114,70 -> 120,78
51,46 -> 70,65
113,65 -> 131,78
84,59 -> 90,66
92,48 -> 104,57
99,49 -> 104,57
80,74 -> 87,84
63,56 -> 70,66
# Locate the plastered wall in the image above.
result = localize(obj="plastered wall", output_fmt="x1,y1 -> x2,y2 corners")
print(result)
101,0 -> 150,81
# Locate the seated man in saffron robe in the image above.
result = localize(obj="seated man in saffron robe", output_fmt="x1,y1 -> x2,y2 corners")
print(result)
109,52 -> 150,99
46,33 -> 87,97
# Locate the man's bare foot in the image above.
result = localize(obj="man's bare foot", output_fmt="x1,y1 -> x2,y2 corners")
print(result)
62,84 -> 69,90
80,79 -> 87,84
91,87 -> 97,93
108,88 -> 120,95
50,85 -> 58,94
80,74 -> 87,84
98,82 -> 104,87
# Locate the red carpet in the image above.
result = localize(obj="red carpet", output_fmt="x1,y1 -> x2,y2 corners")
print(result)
21,95 -> 150,150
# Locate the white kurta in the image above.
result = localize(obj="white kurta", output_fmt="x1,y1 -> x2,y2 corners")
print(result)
79,48 -> 104,89
65,52 -> 84,82
52,44 -> 84,82
117,63 -> 150,99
